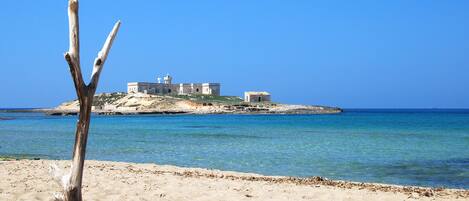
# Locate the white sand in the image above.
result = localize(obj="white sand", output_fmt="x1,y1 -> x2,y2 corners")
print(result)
0,160 -> 467,201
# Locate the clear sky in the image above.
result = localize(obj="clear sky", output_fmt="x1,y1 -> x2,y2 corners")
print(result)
1,1 -> 468,108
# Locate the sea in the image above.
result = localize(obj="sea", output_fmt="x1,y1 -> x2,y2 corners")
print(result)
0,109 -> 468,189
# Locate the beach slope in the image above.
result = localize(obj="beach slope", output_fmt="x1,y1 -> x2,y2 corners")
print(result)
0,160 -> 467,201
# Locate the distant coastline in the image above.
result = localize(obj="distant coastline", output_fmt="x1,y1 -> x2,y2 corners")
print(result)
344,108 -> 469,113
0,108 -> 42,112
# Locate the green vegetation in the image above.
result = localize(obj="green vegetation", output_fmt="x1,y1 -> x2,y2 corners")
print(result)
174,94 -> 244,105
85,92 -> 278,108
92,92 -> 127,106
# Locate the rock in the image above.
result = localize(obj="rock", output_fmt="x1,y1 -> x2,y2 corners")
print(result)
48,93 -> 343,115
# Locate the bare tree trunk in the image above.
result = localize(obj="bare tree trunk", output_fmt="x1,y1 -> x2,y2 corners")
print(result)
49,0 -> 121,200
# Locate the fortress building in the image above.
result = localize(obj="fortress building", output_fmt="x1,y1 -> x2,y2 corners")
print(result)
127,74 -> 221,96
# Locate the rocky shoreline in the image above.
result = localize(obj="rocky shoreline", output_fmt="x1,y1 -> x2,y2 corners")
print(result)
41,107 -> 342,116
39,93 -> 342,116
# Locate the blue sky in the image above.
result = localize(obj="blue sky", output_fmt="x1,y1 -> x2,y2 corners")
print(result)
1,1 -> 468,108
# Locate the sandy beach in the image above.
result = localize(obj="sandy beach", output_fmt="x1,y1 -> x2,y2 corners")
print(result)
0,160 -> 467,201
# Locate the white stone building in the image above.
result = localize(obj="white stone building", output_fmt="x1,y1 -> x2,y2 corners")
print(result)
244,91 -> 271,102
127,75 -> 221,96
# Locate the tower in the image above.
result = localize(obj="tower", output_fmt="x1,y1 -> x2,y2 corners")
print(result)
163,74 -> 172,84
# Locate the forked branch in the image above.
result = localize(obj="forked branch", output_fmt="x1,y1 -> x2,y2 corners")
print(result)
50,0 -> 121,200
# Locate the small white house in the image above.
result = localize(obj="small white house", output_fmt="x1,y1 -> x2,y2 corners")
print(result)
244,91 -> 271,102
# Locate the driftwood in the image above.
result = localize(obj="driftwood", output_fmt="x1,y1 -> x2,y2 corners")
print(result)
49,0 -> 121,200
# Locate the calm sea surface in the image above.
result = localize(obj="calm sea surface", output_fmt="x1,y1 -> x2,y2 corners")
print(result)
1,109 -> 468,189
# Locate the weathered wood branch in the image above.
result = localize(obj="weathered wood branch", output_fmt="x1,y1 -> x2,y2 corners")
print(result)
50,0 -> 120,200
65,53 -> 86,99
50,163 -> 66,186
89,20 -> 121,92
65,0 -> 85,101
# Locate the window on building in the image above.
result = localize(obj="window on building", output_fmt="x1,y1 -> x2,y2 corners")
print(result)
168,89 -> 172,93
196,88 -> 199,92
258,97 -> 262,102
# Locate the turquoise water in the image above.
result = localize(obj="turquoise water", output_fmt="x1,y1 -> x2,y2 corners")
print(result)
0,109 -> 468,189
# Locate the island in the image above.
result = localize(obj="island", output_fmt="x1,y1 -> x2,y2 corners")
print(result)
37,74 -> 342,115
43,92 -> 342,115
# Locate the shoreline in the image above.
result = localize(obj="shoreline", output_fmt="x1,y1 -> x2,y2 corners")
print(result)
1,108 -> 343,116
1,159 -> 468,200
45,93 -> 343,116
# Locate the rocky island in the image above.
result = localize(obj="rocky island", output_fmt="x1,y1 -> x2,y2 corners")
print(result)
39,74 -> 342,115
43,92 -> 342,115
